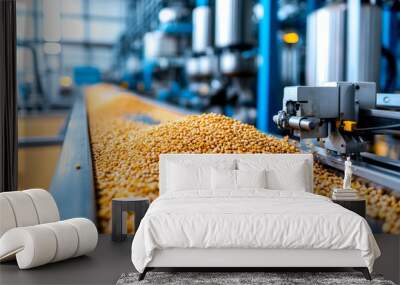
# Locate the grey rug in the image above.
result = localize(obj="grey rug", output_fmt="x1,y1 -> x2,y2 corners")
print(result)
117,272 -> 395,285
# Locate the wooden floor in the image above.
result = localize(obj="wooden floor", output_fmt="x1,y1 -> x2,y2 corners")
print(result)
0,234 -> 398,285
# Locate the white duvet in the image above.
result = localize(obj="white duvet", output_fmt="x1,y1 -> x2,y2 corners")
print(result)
131,190 -> 380,273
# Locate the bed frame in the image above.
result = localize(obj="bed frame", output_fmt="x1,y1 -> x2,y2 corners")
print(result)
139,248 -> 371,280
139,154 -> 372,281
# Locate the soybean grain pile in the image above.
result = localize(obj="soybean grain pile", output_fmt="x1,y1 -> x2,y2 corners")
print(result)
86,84 -> 400,234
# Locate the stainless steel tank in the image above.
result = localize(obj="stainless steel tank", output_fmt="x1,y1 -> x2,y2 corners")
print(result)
306,3 -> 381,88
347,4 -> 381,86
215,0 -> 253,49
192,6 -> 212,53
306,3 -> 346,85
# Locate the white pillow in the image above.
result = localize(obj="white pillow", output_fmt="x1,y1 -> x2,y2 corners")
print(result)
166,160 -> 236,191
211,169 -> 267,190
266,161 -> 308,191
237,169 -> 267,189
238,158 -> 309,191
167,162 -> 210,191
211,168 -> 236,190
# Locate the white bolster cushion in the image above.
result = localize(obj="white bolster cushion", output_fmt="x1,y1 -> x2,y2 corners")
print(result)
0,226 -> 57,269
42,221 -> 79,262
0,196 -> 17,237
0,218 -> 98,269
64,218 -> 98,257
0,192 -> 39,227
0,189 -> 59,236
24,189 -> 60,224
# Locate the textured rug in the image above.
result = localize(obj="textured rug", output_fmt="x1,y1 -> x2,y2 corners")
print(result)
116,271 -> 395,285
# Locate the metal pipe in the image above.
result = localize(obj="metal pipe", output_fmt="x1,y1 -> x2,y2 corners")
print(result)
287,116 -> 319,131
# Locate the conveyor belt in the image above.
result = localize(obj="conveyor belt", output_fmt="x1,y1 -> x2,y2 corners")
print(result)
51,84 -> 400,235
50,85 -> 195,224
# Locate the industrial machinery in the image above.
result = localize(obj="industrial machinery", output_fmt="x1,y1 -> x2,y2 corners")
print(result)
182,0 -> 259,123
112,0 -> 399,132
141,3 -> 192,101
213,0 -> 258,124
306,1 -> 397,92
273,81 -> 400,191
183,1 -> 217,110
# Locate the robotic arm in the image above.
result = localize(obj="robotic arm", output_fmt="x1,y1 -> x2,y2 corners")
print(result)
273,82 -> 382,155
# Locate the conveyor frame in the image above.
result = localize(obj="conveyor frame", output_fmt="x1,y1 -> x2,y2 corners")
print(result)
50,93 -> 96,222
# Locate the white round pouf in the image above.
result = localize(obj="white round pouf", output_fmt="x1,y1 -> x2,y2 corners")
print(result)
24,189 -> 60,224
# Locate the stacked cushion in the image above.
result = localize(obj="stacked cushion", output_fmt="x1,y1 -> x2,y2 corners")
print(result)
0,189 -> 59,237
0,218 -> 98,269
24,189 -> 60,224
1,191 -> 40,227
0,196 -> 17,237
0,189 -> 98,269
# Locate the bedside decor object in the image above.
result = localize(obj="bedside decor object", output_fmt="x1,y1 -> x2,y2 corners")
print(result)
112,198 -> 149,242
0,189 -> 98,269
332,157 -> 360,200
343,157 -> 353,190
332,198 -> 367,218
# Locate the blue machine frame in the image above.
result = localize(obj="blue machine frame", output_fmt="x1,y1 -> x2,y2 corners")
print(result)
382,7 -> 398,91
257,0 -> 280,133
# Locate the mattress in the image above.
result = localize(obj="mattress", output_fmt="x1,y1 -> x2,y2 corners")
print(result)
131,190 -> 380,273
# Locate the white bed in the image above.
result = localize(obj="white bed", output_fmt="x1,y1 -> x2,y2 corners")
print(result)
131,154 -> 380,280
